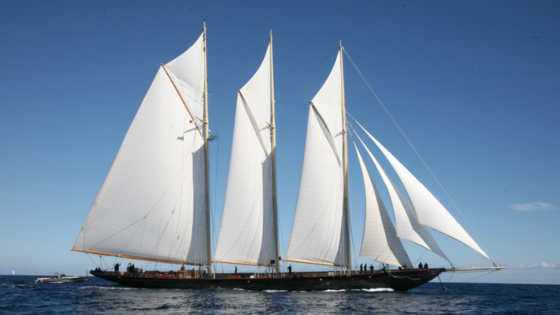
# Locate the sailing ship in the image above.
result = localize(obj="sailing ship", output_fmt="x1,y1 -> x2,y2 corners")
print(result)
72,22 -> 503,291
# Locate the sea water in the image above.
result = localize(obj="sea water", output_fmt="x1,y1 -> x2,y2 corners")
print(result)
1,276 -> 558,314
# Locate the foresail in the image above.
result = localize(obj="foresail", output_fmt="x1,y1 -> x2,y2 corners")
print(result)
356,122 -> 489,259
354,143 -> 412,267
286,53 -> 346,267
355,134 -> 447,261
214,44 -> 275,266
72,34 -> 209,265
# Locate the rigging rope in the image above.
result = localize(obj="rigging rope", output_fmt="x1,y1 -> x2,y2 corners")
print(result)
437,275 -> 447,290
277,47 -> 338,101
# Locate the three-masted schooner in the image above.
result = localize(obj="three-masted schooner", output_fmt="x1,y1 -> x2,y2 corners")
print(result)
72,23 -> 503,291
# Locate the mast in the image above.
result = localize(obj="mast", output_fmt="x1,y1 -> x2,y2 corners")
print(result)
270,30 -> 280,275
340,40 -> 351,276
203,20 -> 212,275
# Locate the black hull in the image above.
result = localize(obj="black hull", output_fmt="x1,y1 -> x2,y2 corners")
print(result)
90,268 -> 444,292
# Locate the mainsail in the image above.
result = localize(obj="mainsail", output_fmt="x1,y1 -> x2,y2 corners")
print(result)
286,51 -> 348,267
214,43 -> 277,266
72,33 -> 209,265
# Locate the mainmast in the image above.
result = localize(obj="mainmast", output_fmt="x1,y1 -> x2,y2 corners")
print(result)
203,20 -> 212,275
270,30 -> 280,275
339,40 -> 351,276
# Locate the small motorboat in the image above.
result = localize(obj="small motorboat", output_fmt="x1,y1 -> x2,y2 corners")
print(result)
35,272 -> 88,283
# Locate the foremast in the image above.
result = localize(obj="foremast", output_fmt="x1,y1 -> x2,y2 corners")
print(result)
339,40 -> 351,276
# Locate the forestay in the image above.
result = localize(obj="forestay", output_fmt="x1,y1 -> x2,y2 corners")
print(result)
72,34 -> 209,265
214,44 -> 276,266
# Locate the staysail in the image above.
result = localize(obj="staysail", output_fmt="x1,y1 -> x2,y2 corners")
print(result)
286,52 -> 348,267
355,121 -> 489,259
354,142 -> 412,267
353,132 -> 448,261
214,43 -> 276,266
72,33 -> 209,265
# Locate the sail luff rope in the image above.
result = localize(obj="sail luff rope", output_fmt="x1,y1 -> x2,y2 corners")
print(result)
344,48 -> 499,265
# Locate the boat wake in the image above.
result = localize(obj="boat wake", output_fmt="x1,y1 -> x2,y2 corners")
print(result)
361,288 -> 394,293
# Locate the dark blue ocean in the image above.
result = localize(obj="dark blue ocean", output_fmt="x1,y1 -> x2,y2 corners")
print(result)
1,276 -> 558,314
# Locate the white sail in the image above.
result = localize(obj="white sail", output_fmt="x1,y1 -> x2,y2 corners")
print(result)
214,44 -> 276,266
356,122 -> 489,259
286,53 -> 347,266
355,134 -> 448,260
354,143 -> 412,267
358,135 -> 447,267
72,34 -> 209,265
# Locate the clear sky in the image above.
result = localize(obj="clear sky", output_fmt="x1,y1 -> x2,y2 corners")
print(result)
1,1 -> 559,285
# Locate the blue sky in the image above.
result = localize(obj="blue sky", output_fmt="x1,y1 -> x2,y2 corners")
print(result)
1,1 -> 559,285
